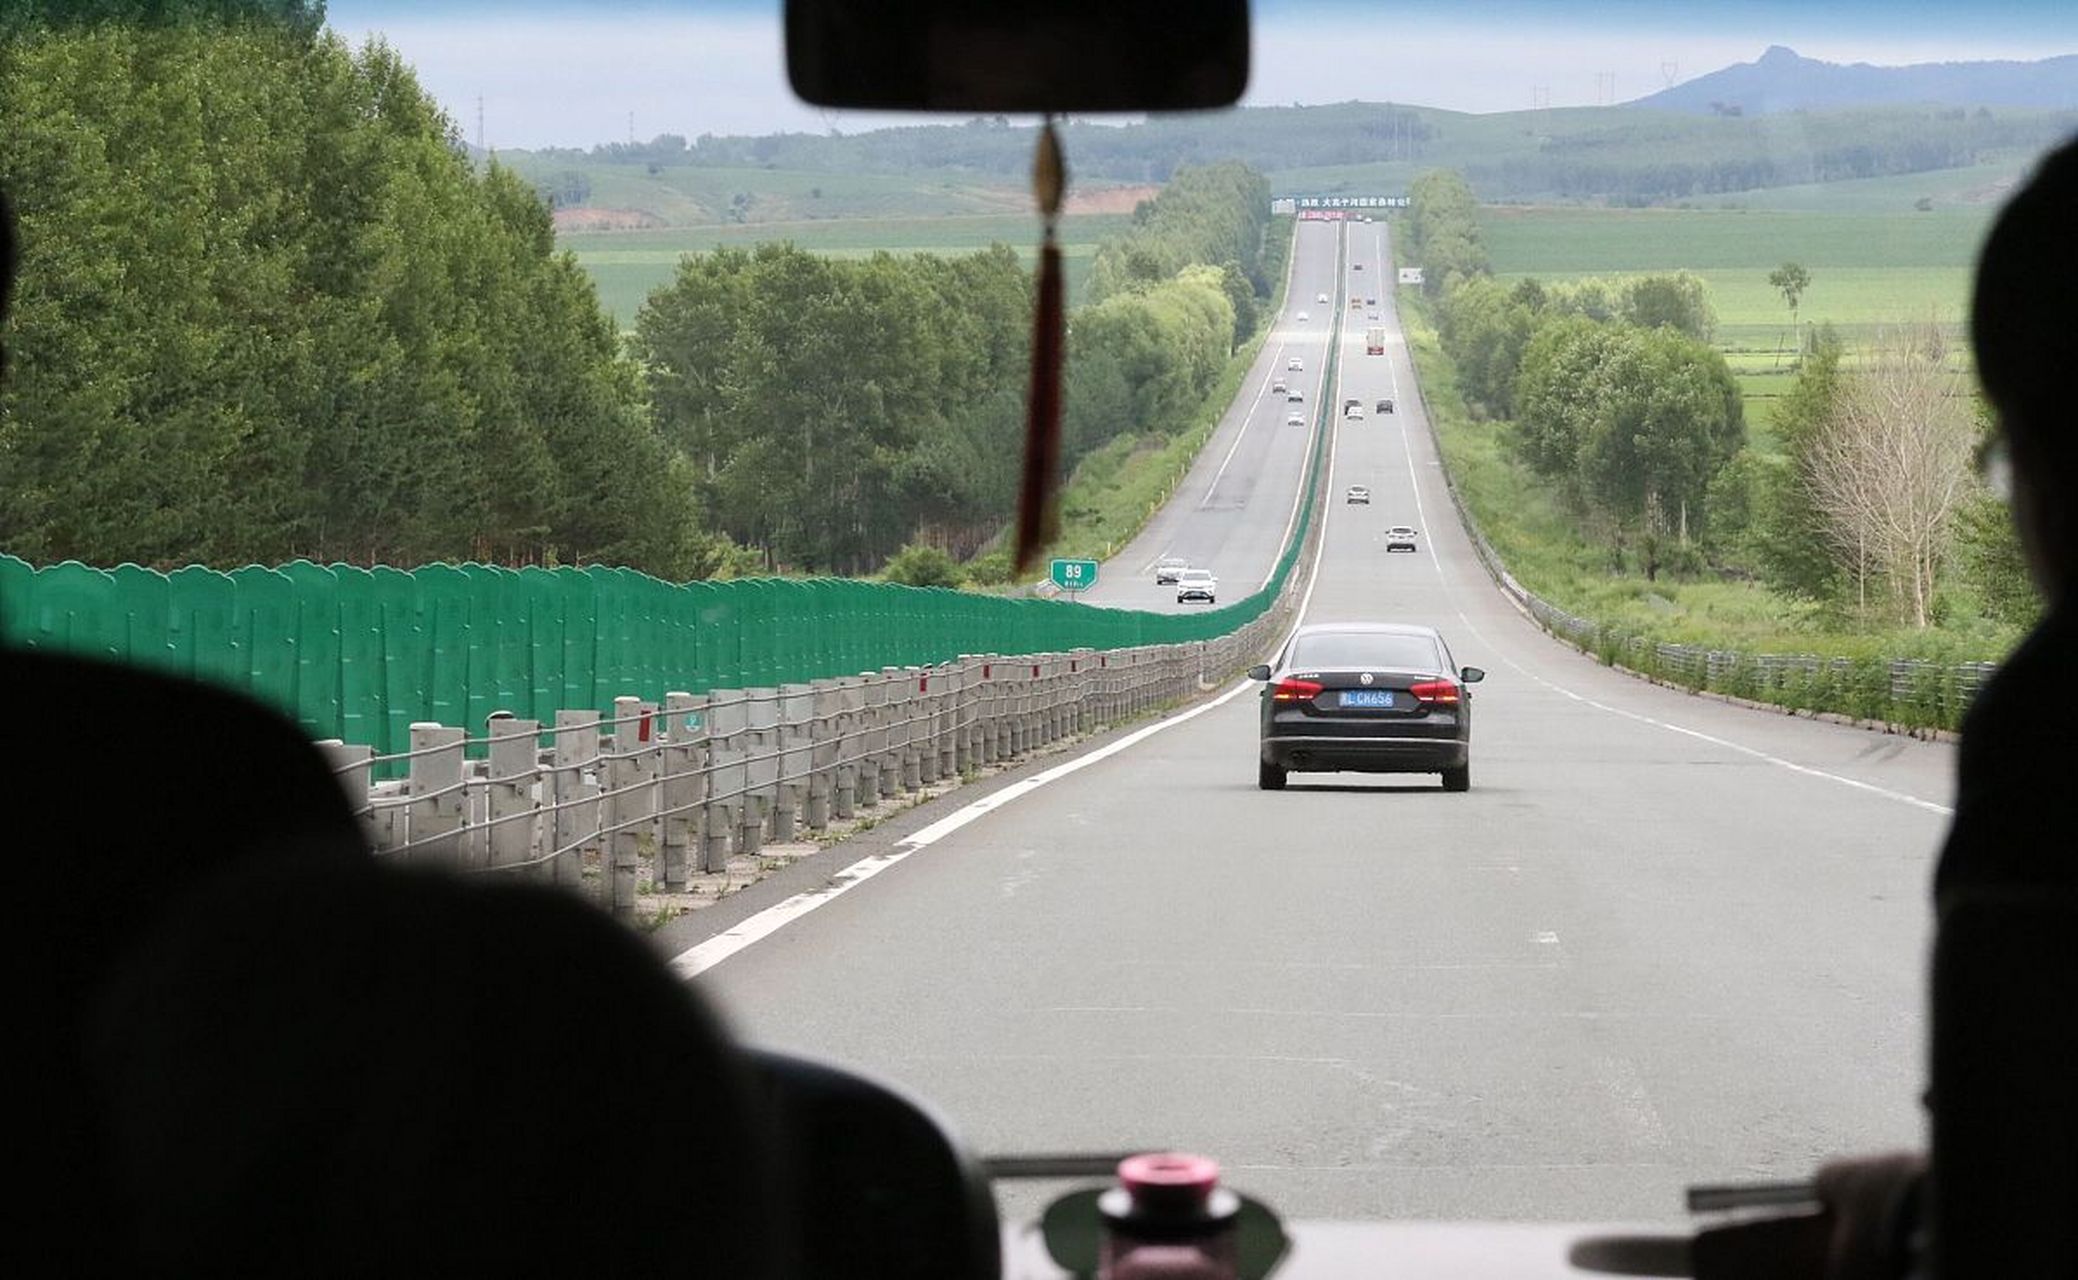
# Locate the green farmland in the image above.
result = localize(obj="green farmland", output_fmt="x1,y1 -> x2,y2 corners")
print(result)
562,212 -> 1130,324
1477,202 -> 1997,437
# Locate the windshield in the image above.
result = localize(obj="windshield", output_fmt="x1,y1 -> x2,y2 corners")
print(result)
1288,632 -> 1445,672
5,0 -> 2070,1237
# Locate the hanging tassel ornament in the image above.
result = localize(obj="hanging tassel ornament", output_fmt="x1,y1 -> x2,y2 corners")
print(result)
1013,115 -> 1068,576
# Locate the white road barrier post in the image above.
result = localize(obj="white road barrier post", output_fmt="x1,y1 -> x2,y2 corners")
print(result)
407,722 -> 465,868
604,696 -> 654,921
549,710 -> 600,893
741,688 -> 779,855
703,688 -> 747,873
484,712 -> 540,875
659,692 -> 704,892
317,739 -> 374,844
774,683 -> 815,842
806,678 -> 843,830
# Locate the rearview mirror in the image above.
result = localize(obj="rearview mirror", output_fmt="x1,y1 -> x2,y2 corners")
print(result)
784,0 -> 1250,113
1247,664 -> 1272,681
1461,667 -> 1486,684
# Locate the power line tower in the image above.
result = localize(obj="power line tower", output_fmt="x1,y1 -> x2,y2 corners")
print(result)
1661,60 -> 1680,88
475,94 -> 485,155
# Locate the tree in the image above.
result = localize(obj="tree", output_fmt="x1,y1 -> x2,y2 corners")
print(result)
881,542 -> 964,588
1753,325 -> 1848,601
1767,261 -> 1811,360
1802,325 -> 1976,626
1573,327 -> 1745,578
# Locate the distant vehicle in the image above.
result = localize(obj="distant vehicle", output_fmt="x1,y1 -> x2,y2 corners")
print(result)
1286,388 -> 1304,403
1385,525 -> 1419,553
1366,311 -> 1380,320
1176,568 -> 1217,605
1365,325 -> 1386,356
1295,310 -> 1310,322
1346,485 -> 1371,505
1342,398 -> 1361,413
1285,412 -> 1305,428
1287,357 -> 1303,372
1377,398 -> 1395,414
1349,297 -> 1363,310
1353,262 -> 1363,271
1315,292 -> 1329,304
1366,296 -> 1378,306
1153,557 -> 1188,585
1271,377 -> 1287,394
1346,404 -> 1365,420
1249,622 -> 1485,792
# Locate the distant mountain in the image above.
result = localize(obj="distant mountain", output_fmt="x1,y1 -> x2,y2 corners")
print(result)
1633,45 -> 2078,115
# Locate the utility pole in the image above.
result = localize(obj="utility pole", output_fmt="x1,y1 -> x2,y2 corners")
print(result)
627,111 -> 635,146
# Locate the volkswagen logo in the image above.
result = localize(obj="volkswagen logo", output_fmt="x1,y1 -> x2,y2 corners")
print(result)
1359,672 -> 1374,685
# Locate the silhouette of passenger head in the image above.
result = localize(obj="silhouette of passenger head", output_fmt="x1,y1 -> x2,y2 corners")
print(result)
88,861 -> 787,1278
1973,136 -> 2078,599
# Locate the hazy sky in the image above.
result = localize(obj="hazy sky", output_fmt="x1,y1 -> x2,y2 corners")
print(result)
323,0 -> 2078,150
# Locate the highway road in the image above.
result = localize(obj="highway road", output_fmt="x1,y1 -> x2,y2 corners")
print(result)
1074,218 -> 1344,612
670,219 -> 1954,1224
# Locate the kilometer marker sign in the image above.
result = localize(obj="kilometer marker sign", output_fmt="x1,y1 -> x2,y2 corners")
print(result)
1050,558 -> 1098,596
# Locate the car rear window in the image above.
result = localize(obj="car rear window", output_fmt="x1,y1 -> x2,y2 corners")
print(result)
1288,632 -> 1442,672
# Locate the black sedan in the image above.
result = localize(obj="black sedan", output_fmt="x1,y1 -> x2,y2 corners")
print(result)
1248,623 -> 1484,792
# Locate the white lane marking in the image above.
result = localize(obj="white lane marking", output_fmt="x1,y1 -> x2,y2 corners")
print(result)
1198,342 -> 1287,511
674,244 -> 1351,981
1138,219 -> 1312,575
671,670 -> 1264,979
1262,223 -> 1349,590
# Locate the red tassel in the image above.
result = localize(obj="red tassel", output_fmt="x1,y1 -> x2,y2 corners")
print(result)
1014,119 -> 1068,577
1016,232 -> 1064,575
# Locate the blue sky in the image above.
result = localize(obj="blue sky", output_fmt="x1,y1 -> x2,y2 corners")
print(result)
323,1 -> 2078,150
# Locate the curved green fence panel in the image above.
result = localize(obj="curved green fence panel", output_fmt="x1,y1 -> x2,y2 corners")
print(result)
279,560 -> 341,737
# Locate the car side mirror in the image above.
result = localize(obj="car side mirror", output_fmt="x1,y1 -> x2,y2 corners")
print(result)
1460,667 -> 1486,684
1247,664 -> 1272,681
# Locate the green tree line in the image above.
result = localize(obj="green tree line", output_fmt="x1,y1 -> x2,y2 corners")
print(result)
633,164 -> 1267,575
1,14 -> 703,574
1415,167 -> 2035,629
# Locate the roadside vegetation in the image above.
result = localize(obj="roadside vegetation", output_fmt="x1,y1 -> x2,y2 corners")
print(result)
1403,170 -> 2035,687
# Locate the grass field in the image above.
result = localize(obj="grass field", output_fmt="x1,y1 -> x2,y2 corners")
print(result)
1478,203 -> 1993,440
1402,297 -> 2019,665
565,212 -> 1131,324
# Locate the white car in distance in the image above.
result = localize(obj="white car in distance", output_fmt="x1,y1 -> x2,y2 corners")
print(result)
1153,557 -> 1188,585
1176,569 -> 1217,605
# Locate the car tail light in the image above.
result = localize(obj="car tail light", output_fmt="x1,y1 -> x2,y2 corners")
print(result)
1409,679 -> 1461,705
1271,678 -> 1323,702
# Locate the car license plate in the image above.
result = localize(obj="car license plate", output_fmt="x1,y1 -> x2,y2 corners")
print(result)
1340,690 -> 1395,708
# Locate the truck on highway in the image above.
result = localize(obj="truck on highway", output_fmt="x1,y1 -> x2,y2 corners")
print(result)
1365,325 -> 1386,355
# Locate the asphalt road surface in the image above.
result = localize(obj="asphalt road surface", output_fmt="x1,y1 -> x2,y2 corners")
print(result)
1073,218 -> 1344,612
680,219 -> 1953,1225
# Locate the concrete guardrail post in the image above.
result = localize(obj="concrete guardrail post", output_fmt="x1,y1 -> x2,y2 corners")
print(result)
877,668 -> 911,798
909,669 -> 935,788
774,683 -> 815,842
855,673 -> 888,808
406,722 -> 466,868
936,663 -> 960,781
484,712 -> 541,875
549,710 -> 600,892
833,676 -> 866,819
806,678 -> 843,830
702,688 -> 747,873
659,692 -> 705,892
316,739 -> 375,846
603,696 -> 655,921
741,689 -> 781,853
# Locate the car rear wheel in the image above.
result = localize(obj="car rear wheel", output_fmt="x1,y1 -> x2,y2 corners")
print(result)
1441,764 -> 1470,792
1258,760 -> 1287,791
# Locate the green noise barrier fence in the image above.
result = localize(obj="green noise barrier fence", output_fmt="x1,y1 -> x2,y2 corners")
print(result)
0,232 -> 1345,763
